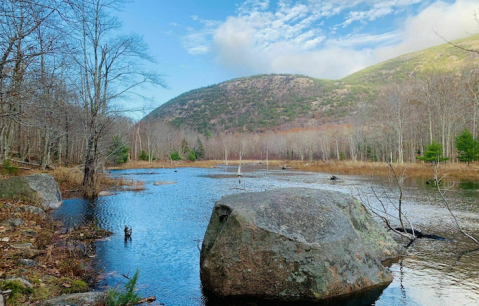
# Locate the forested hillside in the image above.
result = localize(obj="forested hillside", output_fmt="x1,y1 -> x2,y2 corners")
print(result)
146,35 -> 479,134
146,74 -> 376,134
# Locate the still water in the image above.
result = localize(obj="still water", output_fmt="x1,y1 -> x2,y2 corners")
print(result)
52,165 -> 479,306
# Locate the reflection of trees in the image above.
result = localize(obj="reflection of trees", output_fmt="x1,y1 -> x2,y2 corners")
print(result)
399,259 -> 407,305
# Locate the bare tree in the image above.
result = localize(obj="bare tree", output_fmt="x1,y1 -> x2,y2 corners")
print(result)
66,0 -> 164,194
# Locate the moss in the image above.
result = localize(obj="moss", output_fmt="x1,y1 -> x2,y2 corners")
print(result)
62,279 -> 89,294
0,280 -> 34,304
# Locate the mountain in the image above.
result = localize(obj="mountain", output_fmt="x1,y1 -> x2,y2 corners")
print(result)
145,35 -> 479,134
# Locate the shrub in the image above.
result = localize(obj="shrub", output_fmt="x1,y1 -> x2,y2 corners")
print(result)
1,160 -> 20,176
170,150 -> 182,161
138,150 -> 148,161
107,269 -> 141,306
188,151 -> 196,162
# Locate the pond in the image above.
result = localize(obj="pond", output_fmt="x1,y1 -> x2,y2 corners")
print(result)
52,165 -> 479,306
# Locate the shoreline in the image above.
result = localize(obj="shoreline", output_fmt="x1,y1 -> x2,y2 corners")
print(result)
109,160 -> 479,181
0,199 -> 112,305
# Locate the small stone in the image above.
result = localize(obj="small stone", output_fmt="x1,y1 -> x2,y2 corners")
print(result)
17,258 -> 38,267
11,243 -> 34,249
4,218 -> 24,227
0,203 -> 14,210
23,230 -> 39,237
0,237 -> 9,242
16,205 -> 47,219
4,276 -> 33,288
0,292 -> 4,306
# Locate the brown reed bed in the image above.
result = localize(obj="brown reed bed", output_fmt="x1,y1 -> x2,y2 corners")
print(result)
110,159 -> 479,181
49,167 -> 131,198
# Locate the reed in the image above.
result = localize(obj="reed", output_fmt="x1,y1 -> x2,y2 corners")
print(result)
110,160 -> 479,180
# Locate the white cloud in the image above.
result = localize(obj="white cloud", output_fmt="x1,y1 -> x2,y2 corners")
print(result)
212,0 -> 478,79
342,0 -> 423,27
179,0 -> 479,79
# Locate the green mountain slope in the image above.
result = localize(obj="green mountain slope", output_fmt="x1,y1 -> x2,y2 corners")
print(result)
146,35 -> 479,134
343,34 -> 479,85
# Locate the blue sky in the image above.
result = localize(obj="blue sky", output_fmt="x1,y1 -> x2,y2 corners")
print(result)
117,0 -> 478,117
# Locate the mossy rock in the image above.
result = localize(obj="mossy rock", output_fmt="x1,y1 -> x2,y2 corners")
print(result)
0,174 -> 62,210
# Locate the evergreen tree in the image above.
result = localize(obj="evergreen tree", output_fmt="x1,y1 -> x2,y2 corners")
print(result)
181,138 -> 190,155
194,136 -> 205,159
188,151 -> 197,162
139,150 -> 148,161
170,150 -> 182,161
108,135 -> 130,164
417,140 -> 449,163
455,129 -> 479,165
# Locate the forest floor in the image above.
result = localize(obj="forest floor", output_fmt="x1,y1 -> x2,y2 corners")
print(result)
0,198 -> 112,305
110,160 -> 479,181
0,166 -> 137,305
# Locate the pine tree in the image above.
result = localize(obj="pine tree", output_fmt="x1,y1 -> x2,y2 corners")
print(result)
181,138 -> 190,155
194,136 -> 205,159
108,135 -> 130,164
455,129 -> 479,165
417,140 -> 449,163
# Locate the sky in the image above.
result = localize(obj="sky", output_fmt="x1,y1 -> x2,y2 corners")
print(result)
116,0 -> 479,118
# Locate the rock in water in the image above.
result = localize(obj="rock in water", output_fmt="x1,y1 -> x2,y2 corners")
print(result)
200,188 -> 404,302
0,174 -> 62,209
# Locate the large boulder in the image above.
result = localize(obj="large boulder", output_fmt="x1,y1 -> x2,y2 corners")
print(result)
200,188 -> 404,302
0,174 -> 62,210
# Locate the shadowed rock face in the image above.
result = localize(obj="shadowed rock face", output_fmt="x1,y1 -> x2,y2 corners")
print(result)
200,188 -> 404,302
0,174 -> 62,210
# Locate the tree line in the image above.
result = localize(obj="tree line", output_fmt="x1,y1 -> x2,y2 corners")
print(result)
129,70 -> 479,165
0,0 -> 162,195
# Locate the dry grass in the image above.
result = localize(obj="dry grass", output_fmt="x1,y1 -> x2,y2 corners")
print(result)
287,160 -> 479,180
111,159 -> 479,180
49,167 -> 131,198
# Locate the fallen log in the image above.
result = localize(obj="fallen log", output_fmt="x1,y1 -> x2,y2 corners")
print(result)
126,296 -> 157,305
393,228 -> 452,241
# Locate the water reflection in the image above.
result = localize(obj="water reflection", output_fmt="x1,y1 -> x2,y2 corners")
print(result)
52,167 -> 479,306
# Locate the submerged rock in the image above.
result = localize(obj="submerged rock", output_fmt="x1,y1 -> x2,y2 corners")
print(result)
200,188 -> 404,302
153,181 -> 177,186
0,174 -> 62,210
38,292 -> 106,306
98,191 -> 117,196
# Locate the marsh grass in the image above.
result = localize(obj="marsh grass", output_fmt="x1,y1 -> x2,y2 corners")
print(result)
110,160 -> 479,180
50,167 -> 131,198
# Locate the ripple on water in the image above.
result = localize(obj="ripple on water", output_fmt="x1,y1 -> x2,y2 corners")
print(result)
52,167 -> 479,306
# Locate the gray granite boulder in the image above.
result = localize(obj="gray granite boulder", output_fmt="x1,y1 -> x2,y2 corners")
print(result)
0,174 -> 62,209
200,188 -> 404,302
38,292 -> 106,306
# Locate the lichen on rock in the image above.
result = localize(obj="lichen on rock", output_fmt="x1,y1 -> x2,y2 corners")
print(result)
200,188 -> 404,302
